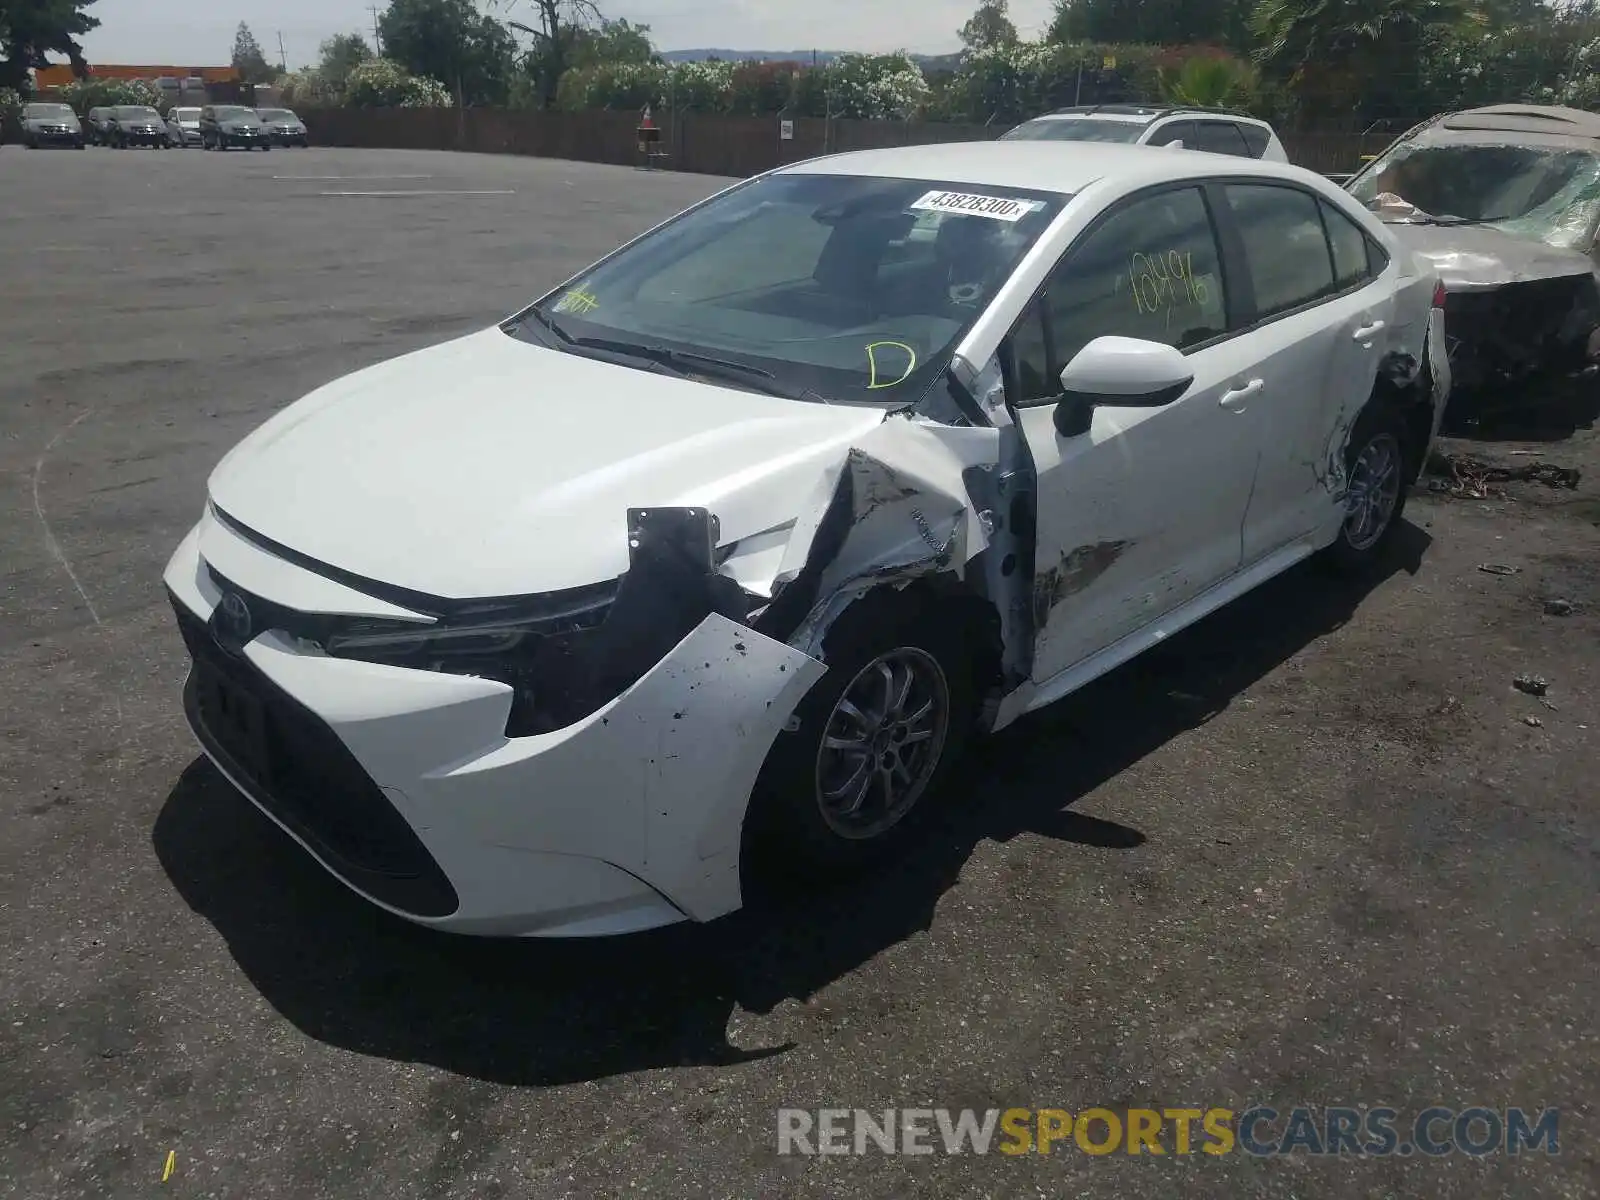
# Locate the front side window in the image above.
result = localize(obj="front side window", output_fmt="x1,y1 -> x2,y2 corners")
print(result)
1012,186 -> 1230,402
1000,118 -> 1149,145
1225,184 -> 1336,319
516,173 -> 1066,407
1147,121 -> 1195,148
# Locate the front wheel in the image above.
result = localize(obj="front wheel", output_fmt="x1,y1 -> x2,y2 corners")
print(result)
743,590 -> 978,881
1322,404 -> 1411,574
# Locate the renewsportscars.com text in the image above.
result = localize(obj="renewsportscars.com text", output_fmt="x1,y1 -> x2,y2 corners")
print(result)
777,1106 -> 1560,1157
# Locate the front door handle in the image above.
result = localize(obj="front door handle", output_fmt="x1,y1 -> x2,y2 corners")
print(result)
1353,319 -> 1386,342
1219,379 -> 1263,412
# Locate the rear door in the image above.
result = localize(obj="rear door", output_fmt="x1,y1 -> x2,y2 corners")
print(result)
1214,182 -> 1396,562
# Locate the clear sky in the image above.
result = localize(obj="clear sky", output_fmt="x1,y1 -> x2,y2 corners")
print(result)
77,0 -> 1059,72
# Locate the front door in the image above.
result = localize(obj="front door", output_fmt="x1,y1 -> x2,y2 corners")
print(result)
1008,184 -> 1264,682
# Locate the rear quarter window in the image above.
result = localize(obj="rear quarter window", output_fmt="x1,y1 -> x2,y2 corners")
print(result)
1237,124 -> 1271,158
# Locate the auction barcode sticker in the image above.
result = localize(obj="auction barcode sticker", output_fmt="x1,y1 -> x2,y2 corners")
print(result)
910,190 -> 1042,222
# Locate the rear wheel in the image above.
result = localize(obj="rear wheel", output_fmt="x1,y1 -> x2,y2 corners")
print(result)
1322,403 -> 1411,574
743,590 -> 978,880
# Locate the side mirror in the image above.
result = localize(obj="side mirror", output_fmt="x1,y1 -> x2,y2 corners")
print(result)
1052,336 -> 1194,438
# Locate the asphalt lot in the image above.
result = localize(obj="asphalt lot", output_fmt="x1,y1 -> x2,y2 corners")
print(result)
2,144 -> 1598,1199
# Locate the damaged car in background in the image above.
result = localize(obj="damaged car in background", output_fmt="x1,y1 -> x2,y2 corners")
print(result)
1347,104 -> 1600,419
165,143 -> 1449,938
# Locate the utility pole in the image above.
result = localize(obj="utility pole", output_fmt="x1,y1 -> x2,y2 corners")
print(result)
368,5 -> 384,54
276,31 -> 288,72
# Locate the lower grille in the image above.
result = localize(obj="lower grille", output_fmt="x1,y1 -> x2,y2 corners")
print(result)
173,596 -> 459,918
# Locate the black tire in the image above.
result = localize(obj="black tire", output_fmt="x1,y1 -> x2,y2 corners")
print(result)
743,589 -> 979,881
1321,402 -> 1412,575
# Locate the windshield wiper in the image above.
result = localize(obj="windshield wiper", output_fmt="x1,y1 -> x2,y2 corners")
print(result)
566,334 -> 830,403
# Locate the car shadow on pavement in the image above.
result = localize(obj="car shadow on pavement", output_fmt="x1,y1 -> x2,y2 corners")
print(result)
152,522 -> 1430,1088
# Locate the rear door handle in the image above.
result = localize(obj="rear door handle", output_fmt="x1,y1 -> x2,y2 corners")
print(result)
1219,379 -> 1263,412
1353,319 -> 1386,342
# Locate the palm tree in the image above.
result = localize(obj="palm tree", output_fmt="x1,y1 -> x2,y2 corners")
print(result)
1251,0 -> 1486,76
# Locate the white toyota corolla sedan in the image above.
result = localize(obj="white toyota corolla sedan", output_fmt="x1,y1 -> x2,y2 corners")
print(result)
165,142 -> 1450,937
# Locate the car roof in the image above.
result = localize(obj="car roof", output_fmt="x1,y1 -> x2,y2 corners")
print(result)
1032,105 -> 1271,127
779,140 -> 1309,195
1439,104 -> 1600,140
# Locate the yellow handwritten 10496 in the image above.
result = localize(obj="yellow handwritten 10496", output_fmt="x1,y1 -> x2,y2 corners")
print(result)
1128,251 -> 1209,315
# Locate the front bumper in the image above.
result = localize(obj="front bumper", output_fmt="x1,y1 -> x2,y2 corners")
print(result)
1442,275 -> 1600,395
219,129 -> 268,146
266,127 -> 307,144
26,126 -> 82,145
163,516 -> 825,937
117,128 -> 166,145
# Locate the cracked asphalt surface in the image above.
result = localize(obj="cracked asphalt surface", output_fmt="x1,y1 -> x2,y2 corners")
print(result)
2,145 -> 1597,1199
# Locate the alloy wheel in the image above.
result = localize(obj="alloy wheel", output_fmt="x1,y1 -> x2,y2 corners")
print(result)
1343,432 -> 1403,551
814,647 -> 951,840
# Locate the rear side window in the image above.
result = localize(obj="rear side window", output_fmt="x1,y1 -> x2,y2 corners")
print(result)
1194,121 -> 1250,157
1237,124 -> 1271,158
1224,184 -> 1337,318
1319,200 -> 1374,287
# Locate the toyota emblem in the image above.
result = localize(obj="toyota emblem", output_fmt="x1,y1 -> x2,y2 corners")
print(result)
211,591 -> 254,653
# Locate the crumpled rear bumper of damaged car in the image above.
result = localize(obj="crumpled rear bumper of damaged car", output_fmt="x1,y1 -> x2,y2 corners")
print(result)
1442,275 -> 1600,396
164,519 -> 826,937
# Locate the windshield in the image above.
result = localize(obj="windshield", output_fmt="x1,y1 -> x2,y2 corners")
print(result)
23,103 -> 75,119
512,173 -> 1066,407
172,108 -> 200,121
257,108 -> 296,121
115,106 -> 161,120
1350,141 -> 1600,252
213,106 -> 253,120
1000,118 -> 1148,144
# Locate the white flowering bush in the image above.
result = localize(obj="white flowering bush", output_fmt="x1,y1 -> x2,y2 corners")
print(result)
936,40 -> 1164,124
0,87 -> 22,126
279,69 -> 343,109
57,77 -> 163,115
343,58 -> 453,107
825,53 -> 931,120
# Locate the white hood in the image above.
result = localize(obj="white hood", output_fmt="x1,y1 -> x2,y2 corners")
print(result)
207,328 -> 888,599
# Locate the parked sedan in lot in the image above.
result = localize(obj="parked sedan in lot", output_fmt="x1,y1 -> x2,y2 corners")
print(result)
19,102 -> 84,148
199,105 -> 270,151
107,105 -> 168,148
1347,104 -> 1600,412
166,106 -> 203,147
255,107 -> 309,146
165,143 -> 1448,938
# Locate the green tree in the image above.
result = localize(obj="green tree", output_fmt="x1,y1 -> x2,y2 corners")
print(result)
960,0 -> 1019,53
0,0 -> 100,92
379,0 -> 517,105
1250,0 -> 1485,123
1157,51 -> 1259,106
567,17 -> 652,69
1050,0 -> 1253,48
317,32 -> 373,90
231,22 -> 275,84
504,0 -> 602,110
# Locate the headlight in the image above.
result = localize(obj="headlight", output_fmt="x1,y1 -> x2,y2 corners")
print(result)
323,581 -> 619,736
